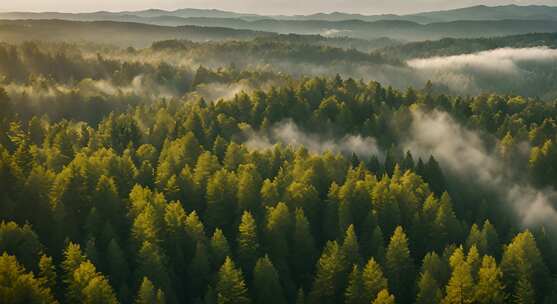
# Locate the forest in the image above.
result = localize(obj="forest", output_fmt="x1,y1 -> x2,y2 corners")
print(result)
1,5 -> 557,304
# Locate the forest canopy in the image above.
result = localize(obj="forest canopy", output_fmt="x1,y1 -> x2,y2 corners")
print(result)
1,18 -> 557,304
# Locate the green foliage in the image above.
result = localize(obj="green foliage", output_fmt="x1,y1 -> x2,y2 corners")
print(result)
252,256 -> 286,304
1,62 -> 557,304
385,226 -> 415,303
0,253 -> 58,304
372,289 -> 395,304
216,257 -> 251,304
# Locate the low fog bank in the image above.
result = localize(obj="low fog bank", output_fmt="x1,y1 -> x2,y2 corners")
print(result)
98,44 -> 557,99
404,109 -> 557,230
407,47 -> 557,98
244,119 -> 381,158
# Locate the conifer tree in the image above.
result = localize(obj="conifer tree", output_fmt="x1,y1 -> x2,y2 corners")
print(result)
416,271 -> 442,304
443,247 -> 474,304
136,277 -> 165,304
290,208 -> 317,287
38,254 -> 57,292
67,261 -> 119,304
237,211 -> 260,274
210,229 -> 231,269
0,253 -> 58,304
385,226 -> 414,304
236,164 -> 262,213
215,257 -> 251,304
344,265 -> 365,304
265,203 -> 292,261
362,258 -> 388,303
188,242 -> 210,299
309,241 -> 347,304
341,225 -> 361,268
252,256 -> 286,304
501,231 -> 549,303
474,256 -> 506,304
372,289 -> 395,304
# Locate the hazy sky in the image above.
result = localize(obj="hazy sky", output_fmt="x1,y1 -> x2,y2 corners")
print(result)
1,0 -> 556,15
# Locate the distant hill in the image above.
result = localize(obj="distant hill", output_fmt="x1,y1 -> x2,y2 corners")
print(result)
0,19 -> 275,47
3,4 -> 557,24
134,18 -> 557,41
410,4 -> 557,23
0,19 -> 400,50
1,18 -> 557,45
379,32 -> 557,59
4,6 -> 557,41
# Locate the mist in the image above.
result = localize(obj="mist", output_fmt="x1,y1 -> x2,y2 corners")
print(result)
403,109 -> 557,229
244,119 -> 381,158
407,47 -> 557,95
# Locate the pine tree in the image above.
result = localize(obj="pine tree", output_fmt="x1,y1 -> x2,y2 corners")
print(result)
434,192 -> 460,250
237,211 -> 260,274
205,169 -> 237,234
0,253 -> 58,304
290,208 -> 317,288
466,246 -> 481,279
38,254 -> 57,292
252,256 -> 286,304
67,261 -> 118,304
481,220 -> 500,258
513,276 -> 535,304
106,238 -> 129,300
62,242 -> 86,286
215,257 -> 251,304
385,226 -> 414,304
188,242 -> 210,299
236,164 -> 262,212
210,229 -> 231,269
309,241 -> 347,304
135,241 -> 171,298
474,256 -> 506,304
135,277 -> 165,304
372,289 -> 395,304
344,265 -> 365,304
420,252 -> 448,285
416,271 -> 442,304
443,247 -> 474,304
341,225 -> 361,267
265,203 -> 292,261
465,224 -> 486,254
501,231 -> 549,303
361,258 -> 388,303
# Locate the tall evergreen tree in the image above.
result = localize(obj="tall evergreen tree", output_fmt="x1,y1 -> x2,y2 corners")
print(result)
252,256 -> 286,304
237,211 -> 260,274
215,257 -> 251,304
372,289 -> 395,304
416,271 -> 442,304
474,255 -> 506,304
361,258 -> 388,303
385,226 -> 414,304
443,247 -> 474,304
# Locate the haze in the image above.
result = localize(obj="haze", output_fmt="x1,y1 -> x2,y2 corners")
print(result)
2,0 -> 557,15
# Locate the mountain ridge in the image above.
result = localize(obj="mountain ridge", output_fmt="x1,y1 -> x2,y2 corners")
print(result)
3,4 -> 557,24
